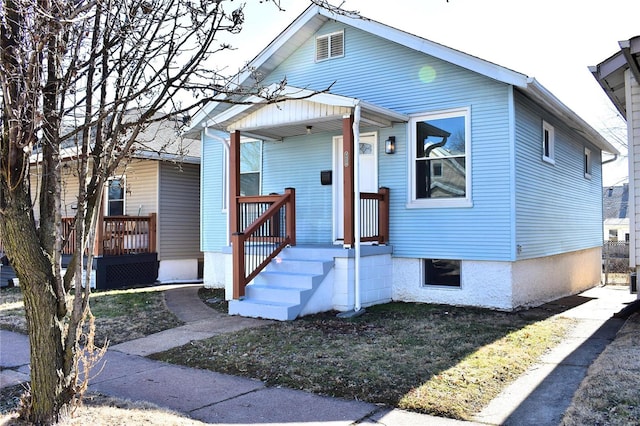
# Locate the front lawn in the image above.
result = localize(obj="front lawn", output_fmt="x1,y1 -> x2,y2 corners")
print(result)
152,301 -> 573,420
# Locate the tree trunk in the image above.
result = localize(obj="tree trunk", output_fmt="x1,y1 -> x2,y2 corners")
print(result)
0,187 -> 73,424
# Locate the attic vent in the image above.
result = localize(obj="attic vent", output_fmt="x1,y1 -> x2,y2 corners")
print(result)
315,30 -> 344,62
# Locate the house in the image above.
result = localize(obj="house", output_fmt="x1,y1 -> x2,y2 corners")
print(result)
603,184 -> 630,242
591,36 -> 640,293
187,5 -> 618,319
1,115 -> 202,289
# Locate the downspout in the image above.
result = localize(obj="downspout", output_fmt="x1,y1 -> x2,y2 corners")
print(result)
352,103 -> 362,312
602,154 -> 618,165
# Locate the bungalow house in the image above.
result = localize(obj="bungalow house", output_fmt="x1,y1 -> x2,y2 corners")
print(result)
187,5 -> 618,320
1,115 -> 202,288
591,35 -> 640,294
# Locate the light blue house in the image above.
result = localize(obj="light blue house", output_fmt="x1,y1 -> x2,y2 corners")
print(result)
187,5 -> 618,320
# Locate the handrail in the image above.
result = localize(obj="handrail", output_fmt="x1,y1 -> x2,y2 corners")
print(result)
360,187 -> 389,244
232,188 -> 296,299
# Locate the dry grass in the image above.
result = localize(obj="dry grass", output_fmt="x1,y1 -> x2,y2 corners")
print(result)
0,286 -> 183,345
561,312 -> 640,426
152,302 -> 573,420
0,392 -> 207,425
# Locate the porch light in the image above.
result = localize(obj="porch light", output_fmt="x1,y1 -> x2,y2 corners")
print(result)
385,136 -> 396,154
306,125 -> 313,135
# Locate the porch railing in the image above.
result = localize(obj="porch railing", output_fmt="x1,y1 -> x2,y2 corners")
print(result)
232,188 -> 296,299
2,214 -> 156,258
360,187 -> 390,244
97,214 -> 157,256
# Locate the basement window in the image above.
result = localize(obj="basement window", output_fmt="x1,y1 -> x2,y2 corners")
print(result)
315,30 -> 344,62
423,259 -> 461,287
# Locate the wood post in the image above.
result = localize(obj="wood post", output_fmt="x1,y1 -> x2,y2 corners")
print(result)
229,130 -> 241,238
148,213 -> 157,253
285,188 -> 296,246
342,115 -> 355,247
378,187 -> 390,244
231,232 -> 245,299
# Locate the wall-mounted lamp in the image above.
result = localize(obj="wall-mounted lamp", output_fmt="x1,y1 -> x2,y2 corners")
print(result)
306,125 -> 313,135
385,136 -> 396,154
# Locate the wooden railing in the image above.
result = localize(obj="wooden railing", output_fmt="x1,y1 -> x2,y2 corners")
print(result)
232,188 -> 296,299
2,214 -> 156,258
360,187 -> 390,244
97,214 -> 157,256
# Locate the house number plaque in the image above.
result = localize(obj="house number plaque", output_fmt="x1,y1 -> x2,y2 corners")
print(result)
343,151 -> 349,167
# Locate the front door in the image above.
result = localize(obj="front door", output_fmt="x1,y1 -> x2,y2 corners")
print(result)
333,133 -> 378,241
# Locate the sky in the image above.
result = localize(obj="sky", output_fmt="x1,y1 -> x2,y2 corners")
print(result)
214,0 -> 640,186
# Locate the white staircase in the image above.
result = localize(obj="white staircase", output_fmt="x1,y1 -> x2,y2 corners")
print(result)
228,249 -> 334,321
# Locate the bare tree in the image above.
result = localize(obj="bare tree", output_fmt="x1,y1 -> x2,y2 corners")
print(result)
0,0 -> 301,423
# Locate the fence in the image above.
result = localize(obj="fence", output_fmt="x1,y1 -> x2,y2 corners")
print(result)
603,241 -> 630,285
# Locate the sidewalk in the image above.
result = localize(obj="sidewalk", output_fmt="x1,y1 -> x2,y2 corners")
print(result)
1,284 -> 635,425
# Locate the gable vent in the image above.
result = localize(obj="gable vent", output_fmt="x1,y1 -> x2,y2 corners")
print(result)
315,30 -> 344,62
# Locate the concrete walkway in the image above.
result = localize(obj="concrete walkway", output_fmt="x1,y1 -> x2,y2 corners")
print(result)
0,284 -> 635,425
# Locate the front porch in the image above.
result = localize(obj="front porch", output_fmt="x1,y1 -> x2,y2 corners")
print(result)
207,87 -> 405,319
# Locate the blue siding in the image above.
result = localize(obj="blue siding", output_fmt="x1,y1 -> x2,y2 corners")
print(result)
514,91 -> 603,259
262,22 -> 515,261
262,134 -> 334,244
201,133 -> 228,252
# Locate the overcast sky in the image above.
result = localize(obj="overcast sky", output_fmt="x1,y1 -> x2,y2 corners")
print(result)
216,0 -> 639,185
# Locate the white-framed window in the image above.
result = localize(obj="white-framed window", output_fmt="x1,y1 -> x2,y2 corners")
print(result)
222,139 -> 262,209
422,259 -> 461,287
409,107 -> 472,208
315,30 -> 344,62
106,177 -> 126,216
542,120 -> 555,164
584,147 -> 592,179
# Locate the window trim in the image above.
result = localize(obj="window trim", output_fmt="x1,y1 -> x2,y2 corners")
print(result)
407,107 -> 472,209
542,120 -> 555,164
421,258 -> 462,288
584,147 -> 592,179
315,30 -> 344,62
105,176 -> 126,216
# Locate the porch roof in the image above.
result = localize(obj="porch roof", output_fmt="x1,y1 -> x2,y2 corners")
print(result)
201,86 -> 409,140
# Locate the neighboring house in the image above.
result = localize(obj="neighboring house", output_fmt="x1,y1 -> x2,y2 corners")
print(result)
1,115 -> 202,288
603,184 -> 630,242
591,36 -> 640,291
187,5 -> 618,319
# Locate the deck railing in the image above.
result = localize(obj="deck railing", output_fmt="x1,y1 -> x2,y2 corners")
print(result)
232,188 -> 296,299
1,214 -> 156,258
97,214 -> 157,256
360,187 -> 389,244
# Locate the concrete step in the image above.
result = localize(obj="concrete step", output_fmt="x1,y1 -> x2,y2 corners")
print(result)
245,284 -> 312,304
266,258 -> 333,275
228,299 -> 299,321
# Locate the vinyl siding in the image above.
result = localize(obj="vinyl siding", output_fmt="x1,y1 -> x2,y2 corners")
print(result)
628,71 -> 640,265
514,91 -> 603,259
262,133 -> 334,244
201,134 -> 228,252
261,21 -> 515,260
158,161 -> 201,260
123,160 -> 158,216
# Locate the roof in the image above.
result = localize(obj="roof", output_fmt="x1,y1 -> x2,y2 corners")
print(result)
37,114 -> 200,165
590,35 -> 640,119
188,4 -> 618,154
603,184 -> 630,220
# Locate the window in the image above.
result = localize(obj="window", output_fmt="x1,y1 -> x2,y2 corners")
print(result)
609,229 -> 618,242
240,140 -> 261,196
410,108 -> 471,207
106,177 -> 125,216
423,259 -> 461,287
542,121 -> 555,164
584,147 -> 592,179
315,30 -> 344,62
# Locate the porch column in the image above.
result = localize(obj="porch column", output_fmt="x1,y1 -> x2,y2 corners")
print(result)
229,130 -> 241,238
342,114 -> 355,247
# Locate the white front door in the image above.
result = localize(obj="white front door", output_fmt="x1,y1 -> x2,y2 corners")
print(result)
333,133 -> 378,241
